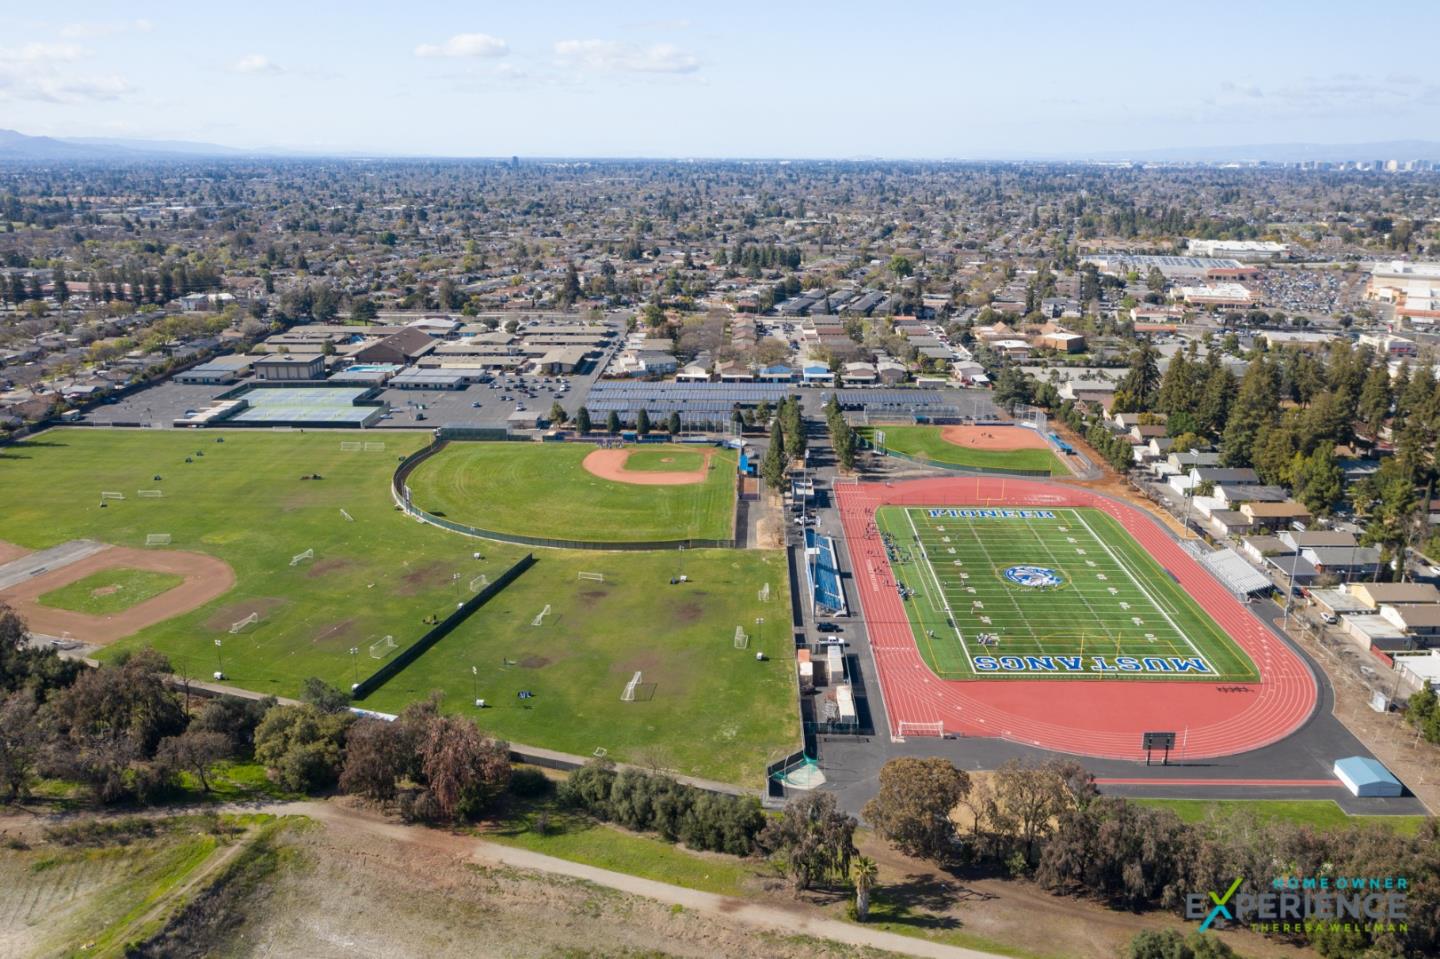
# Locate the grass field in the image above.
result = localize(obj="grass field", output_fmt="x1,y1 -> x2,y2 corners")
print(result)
859,425 -> 1066,475
622,448 -> 708,472
876,505 -> 1258,681
0,429 -> 794,785
406,442 -> 736,542
364,547 -> 796,785
38,568 -> 184,615
1137,799 -> 1429,836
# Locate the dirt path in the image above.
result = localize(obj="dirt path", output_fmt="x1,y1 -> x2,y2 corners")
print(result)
581,447 -> 714,485
0,545 -> 236,644
0,539 -> 30,566
179,799 -> 1006,959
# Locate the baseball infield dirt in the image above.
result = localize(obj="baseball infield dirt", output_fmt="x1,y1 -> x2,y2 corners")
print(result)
940,424 -> 1053,451
0,540 -> 29,566
581,448 -> 713,485
0,545 -> 235,644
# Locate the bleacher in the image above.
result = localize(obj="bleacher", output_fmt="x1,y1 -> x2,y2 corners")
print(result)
805,528 -> 847,615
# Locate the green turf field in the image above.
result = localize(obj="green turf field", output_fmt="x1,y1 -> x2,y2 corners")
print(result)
38,568 -> 184,615
876,505 -> 1258,681
406,442 -> 736,543
621,448 -> 708,472
0,429 -> 796,784
364,548 -> 794,785
858,425 -> 1066,475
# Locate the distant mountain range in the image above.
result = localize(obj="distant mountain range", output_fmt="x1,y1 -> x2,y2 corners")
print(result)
3,127 -> 1440,164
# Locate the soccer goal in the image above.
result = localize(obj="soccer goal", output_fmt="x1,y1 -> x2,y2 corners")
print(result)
531,604 -> 551,626
469,573 -> 489,591
100,491 -> 125,500
137,489 -> 164,498
578,571 -> 605,582
289,548 -> 314,567
896,721 -> 946,739
340,508 -> 354,522
620,671 -> 643,702
757,583 -> 771,602
733,626 -> 749,650
229,612 -> 259,634
145,533 -> 172,547
368,635 -> 397,659
363,441 -> 386,452
340,441 -> 362,451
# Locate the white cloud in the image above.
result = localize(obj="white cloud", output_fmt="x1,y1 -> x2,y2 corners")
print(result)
60,19 -> 153,39
554,39 -> 700,74
231,54 -> 282,75
0,42 -> 131,103
415,33 -> 509,59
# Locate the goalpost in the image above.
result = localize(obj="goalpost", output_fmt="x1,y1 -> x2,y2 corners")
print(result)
531,604 -> 551,626
895,721 -> 946,739
229,612 -> 259,634
145,533 -> 172,546
578,571 -> 605,582
469,573 -> 489,591
340,441 -> 362,451
339,508 -> 354,522
363,441 -> 386,452
100,491 -> 125,500
368,635 -> 397,659
733,626 -> 749,650
137,489 -> 164,498
620,670 -> 643,702
289,548 -> 314,567
757,583 -> 771,602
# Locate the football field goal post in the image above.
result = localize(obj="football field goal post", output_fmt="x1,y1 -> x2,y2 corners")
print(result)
578,571 -> 605,582
100,491 -> 124,500
340,441 -> 362,451
733,626 -> 749,650
531,604 -> 551,626
137,489 -> 164,498
368,635 -> 397,659
621,671 -> 642,702
290,548 -> 314,567
229,612 -> 259,634
895,721 -> 945,739
469,573 -> 489,591
145,533 -> 172,546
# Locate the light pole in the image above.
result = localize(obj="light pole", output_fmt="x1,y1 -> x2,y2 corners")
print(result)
213,638 -> 223,677
755,616 -> 764,653
349,647 -> 360,687
472,665 -> 479,703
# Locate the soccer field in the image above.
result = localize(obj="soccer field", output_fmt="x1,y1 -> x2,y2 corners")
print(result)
876,505 -> 1259,681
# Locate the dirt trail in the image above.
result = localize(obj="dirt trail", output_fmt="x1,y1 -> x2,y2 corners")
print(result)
581,447 -> 714,485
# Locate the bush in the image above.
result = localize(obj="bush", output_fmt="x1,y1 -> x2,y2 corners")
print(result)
509,766 -> 553,799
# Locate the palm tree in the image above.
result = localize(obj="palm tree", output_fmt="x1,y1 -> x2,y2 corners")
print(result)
852,856 -> 878,921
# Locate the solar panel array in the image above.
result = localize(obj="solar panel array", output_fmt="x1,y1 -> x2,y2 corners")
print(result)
584,382 -> 797,417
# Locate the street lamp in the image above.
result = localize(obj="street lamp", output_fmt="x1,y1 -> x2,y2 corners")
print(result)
349,647 -> 360,687
755,616 -> 765,651
213,638 -> 224,678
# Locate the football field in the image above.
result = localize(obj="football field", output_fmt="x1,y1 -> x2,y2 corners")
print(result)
875,505 -> 1259,682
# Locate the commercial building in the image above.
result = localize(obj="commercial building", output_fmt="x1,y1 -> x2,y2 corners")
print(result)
1181,283 -> 1255,309
1186,239 -> 1289,260
253,354 -> 325,381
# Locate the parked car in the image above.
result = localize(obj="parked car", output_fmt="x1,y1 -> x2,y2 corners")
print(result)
1320,611 -> 1339,626
817,622 -> 842,633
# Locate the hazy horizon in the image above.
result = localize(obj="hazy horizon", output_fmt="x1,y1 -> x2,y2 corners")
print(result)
5,1 -> 1439,158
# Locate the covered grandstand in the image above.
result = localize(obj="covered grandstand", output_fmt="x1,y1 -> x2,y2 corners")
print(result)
804,528 -> 847,615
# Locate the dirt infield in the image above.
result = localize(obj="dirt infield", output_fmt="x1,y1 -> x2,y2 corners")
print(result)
941,424 -> 1053,451
581,448 -> 714,485
0,545 -> 235,644
0,540 -> 29,566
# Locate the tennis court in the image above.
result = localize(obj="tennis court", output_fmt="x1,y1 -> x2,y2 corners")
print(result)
228,387 -> 384,427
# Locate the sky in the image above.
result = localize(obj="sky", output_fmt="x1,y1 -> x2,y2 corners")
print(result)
3,1 -> 1438,158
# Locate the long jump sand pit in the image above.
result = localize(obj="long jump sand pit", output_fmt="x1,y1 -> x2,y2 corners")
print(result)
581,448 -> 714,485
0,545 -> 236,644
941,425 -> 1054,452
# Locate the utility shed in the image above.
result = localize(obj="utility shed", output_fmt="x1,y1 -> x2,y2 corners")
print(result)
1333,756 -> 1403,797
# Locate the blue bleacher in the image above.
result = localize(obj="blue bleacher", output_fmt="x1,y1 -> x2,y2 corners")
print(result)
805,529 -> 847,614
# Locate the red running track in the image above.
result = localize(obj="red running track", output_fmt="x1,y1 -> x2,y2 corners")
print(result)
835,477 -> 1318,761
